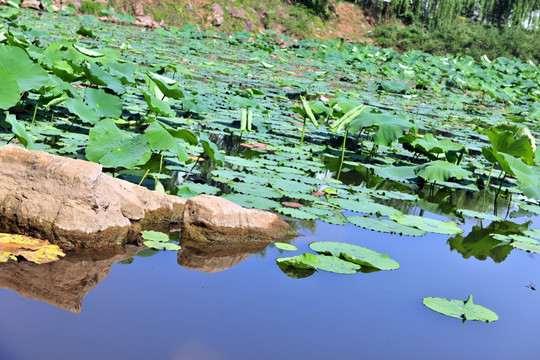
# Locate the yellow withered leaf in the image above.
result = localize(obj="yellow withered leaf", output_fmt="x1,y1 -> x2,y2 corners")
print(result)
0,233 -> 65,264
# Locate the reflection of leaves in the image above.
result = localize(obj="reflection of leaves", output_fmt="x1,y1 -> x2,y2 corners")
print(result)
0,233 -> 65,264
277,262 -> 315,279
447,220 -> 530,262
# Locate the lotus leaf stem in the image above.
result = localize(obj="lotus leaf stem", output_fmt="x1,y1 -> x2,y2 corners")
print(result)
337,125 -> 349,180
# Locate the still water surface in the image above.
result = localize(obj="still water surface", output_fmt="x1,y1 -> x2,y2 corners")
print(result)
1,217 -> 540,360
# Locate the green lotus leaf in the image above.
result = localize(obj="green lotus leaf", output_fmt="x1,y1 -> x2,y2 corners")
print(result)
457,209 -> 502,222
98,134 -> 151,169
423,295 -> 498,322
145,121 -> 190,162
269,178 -> 315,193
0,46 -> 49,93
73,44 -> 104,57
373,165 -> 418,182
275,242 -> 298,251
86,119 -> 129,162
230,182 -> 283,198
390,213 -> 463,235
482,122 -> 535,165
276,253 -> 360,274
143,92 -> 175,117
5,112 -> 37,150
148,72 -> 185,99
347,216 -> 426,236
415,160 -> 471,183
276,253 -> 320,270
276,207 -> 319,220
177,182 -> 220,198
381,80 -> 411,94
141,231 -> 181,251
222,193 -> 280,210
309,241 -> 399,270
200,132 -> 225,166
329,198 -> 399,216
0,67 -> 20,110
349,110 -> 412,146
83,62 -> 126,94
85,87 -> 123,118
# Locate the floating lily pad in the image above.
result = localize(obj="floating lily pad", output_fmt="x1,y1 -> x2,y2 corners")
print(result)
222,193 -> 280,210
275,242 -> 298,251
329,198 -> 398,216
276,207 -> 319,220
230,182 -> 283,199
276,253 -> 360,274
390,213 -> 463,235
347,216 -> 426,236
141,231 -> 180,251
457,209 -> 503,222
309,241 -> 399,270
423,295 -> 498,322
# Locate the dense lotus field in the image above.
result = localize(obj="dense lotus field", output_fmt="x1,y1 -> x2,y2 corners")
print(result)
1,5 -> 540,318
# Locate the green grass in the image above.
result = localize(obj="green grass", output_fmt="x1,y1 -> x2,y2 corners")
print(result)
371,18 -> 540,64
79,0 -> 106,15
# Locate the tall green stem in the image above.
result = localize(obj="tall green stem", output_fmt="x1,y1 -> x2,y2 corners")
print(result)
337,125 -> 349,180
30,99 -> 40,127
300,116 -> 307,146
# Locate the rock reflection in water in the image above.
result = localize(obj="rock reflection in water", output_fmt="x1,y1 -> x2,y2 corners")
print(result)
0,245 -> 142,314
177,239 -> 270,273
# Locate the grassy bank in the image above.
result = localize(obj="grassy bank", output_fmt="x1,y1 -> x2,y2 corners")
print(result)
371,18 -> 540,64
76,0 -> 538,63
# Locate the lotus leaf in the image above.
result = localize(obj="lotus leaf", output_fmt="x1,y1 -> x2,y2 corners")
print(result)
141,230 -> 180,251
276,207 -> 319,220
347,216 -> 426,236
0,67 -> 20,110
222,194 -> 280,210
85,87 -> 123,118
423,295 -> 498,322
0,45 -> 49,92
275,242 -> 298,251
390,213 -> 463,235
415,161 -> 472,183
348,110 -> 412,146
457,209 -> 502,222
276,253 -> 360,274
309,241 -> 399,270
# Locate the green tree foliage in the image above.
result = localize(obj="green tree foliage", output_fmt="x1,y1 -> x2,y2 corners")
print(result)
356,0 -> 540,30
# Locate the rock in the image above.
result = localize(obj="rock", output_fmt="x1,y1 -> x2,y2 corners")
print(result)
0,245 -> 141,313
0,145 -> 185,250
177,238 -> 269,273
182,194 -> 297,243
20,0 -> 42,10
210,3 -> 224,26
226,6 -> 246,20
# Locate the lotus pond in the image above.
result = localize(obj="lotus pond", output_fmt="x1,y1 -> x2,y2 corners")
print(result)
0,5 -> 540,359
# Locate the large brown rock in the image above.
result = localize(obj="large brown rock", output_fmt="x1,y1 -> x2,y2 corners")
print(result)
182,194 -> 297,243
0,145 -> 185,250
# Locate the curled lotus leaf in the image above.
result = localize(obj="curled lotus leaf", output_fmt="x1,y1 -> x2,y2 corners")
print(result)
0,233 -> 65,264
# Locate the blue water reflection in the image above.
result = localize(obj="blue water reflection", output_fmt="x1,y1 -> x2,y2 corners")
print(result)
1,218 -> 540,359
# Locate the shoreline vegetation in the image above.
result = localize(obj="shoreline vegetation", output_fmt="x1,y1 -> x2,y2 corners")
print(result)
77,0 -> 539,64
